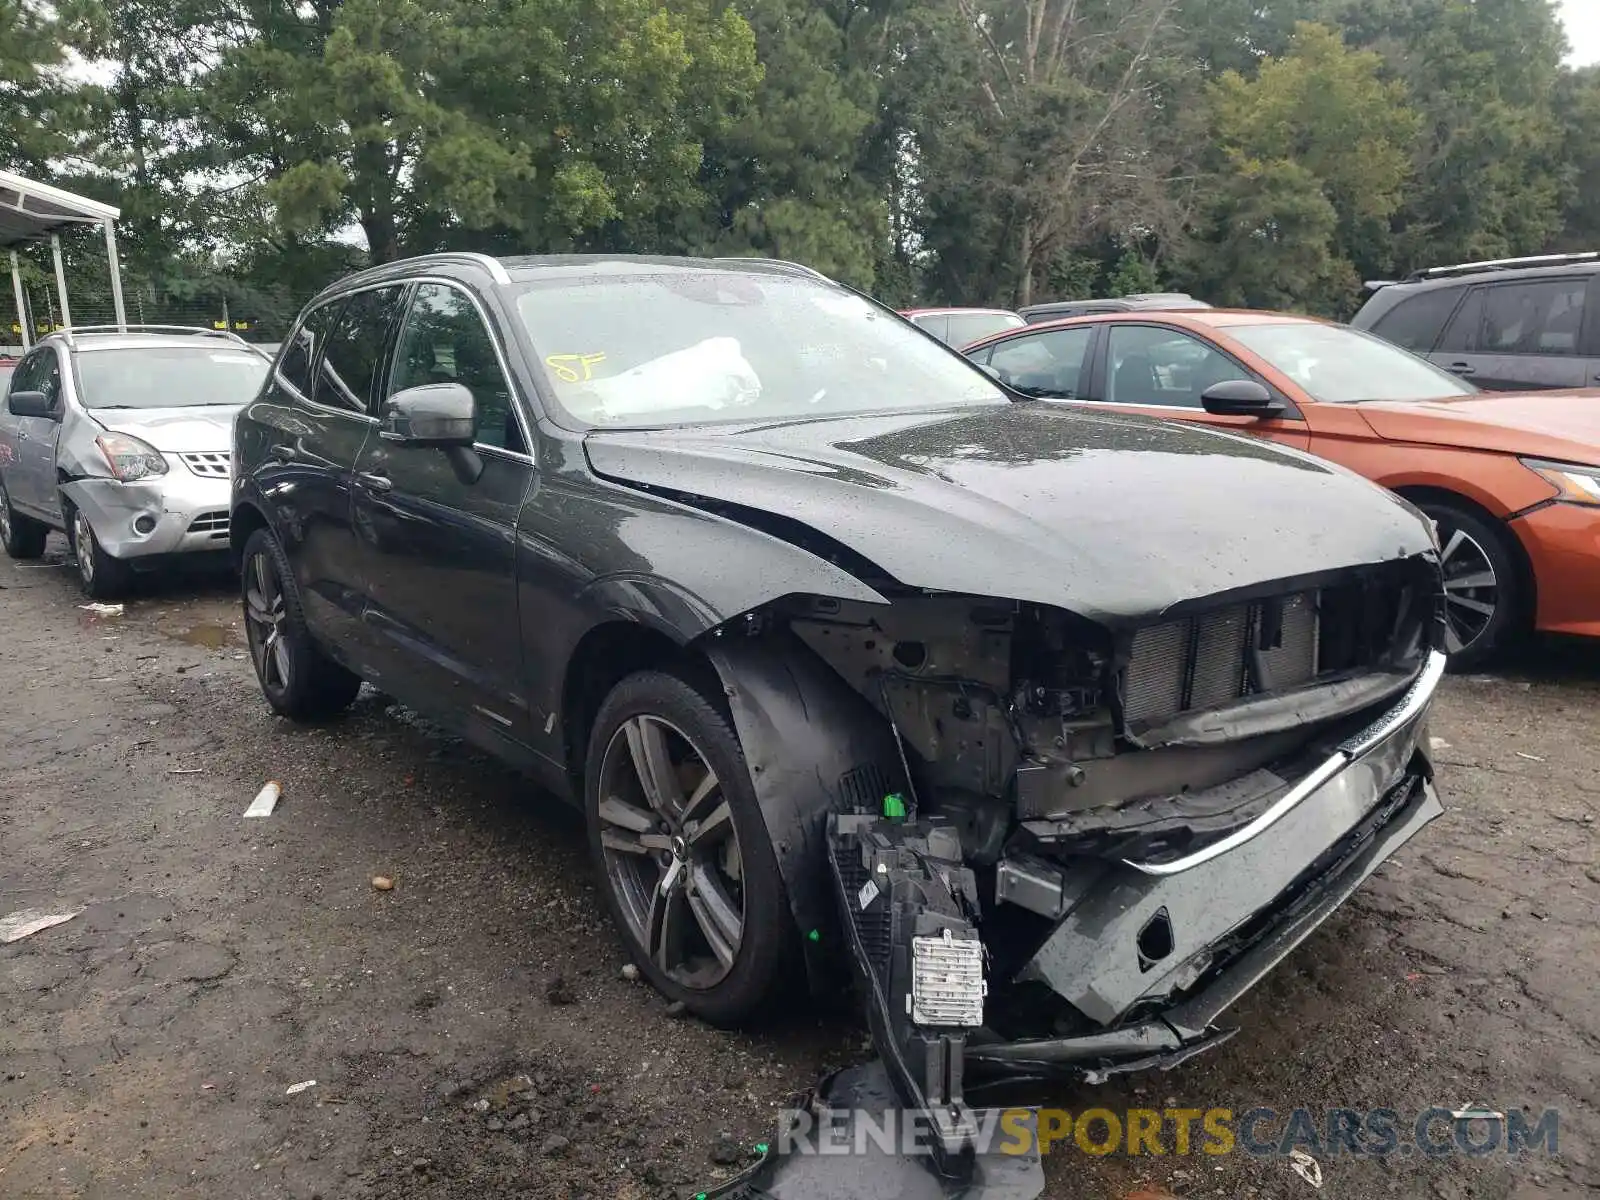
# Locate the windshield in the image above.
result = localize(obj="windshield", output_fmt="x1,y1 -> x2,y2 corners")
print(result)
945,312 -> 1025,347
1222,322 -> 1476,403
75,346 -> 269,410
513,270 -> 1008,428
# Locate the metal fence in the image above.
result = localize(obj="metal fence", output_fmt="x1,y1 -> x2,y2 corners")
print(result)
6,281 -> 301,355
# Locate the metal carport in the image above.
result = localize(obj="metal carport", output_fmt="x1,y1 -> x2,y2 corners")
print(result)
1,168 -> 126,351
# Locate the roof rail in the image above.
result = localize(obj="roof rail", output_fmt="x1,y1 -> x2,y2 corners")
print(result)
1403,251 -> 1600,282
710,256 -> 829,280
410,251 -> 511,284
45,324 -> 252,348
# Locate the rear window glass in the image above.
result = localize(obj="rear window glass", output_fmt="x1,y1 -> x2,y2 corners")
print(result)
76,346 -> 269,410
944,312 -> 1025,347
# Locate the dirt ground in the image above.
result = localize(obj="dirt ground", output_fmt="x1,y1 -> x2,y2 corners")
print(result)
1,538 -> 1595,1200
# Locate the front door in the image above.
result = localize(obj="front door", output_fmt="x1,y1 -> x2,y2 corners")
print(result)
352,281 -> 536,744
13,348 -> 66,519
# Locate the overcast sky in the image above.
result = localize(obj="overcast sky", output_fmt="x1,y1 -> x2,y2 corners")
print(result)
1561,0 -> 1600,65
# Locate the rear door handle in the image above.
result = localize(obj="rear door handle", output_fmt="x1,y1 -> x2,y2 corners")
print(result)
1447,362 -> 1477,376
268,443 -> 298,463
357,470 -> 393,493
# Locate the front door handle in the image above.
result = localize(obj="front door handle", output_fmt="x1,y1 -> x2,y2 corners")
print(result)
357,470 -> 393,493
1447,362 -> 1477,376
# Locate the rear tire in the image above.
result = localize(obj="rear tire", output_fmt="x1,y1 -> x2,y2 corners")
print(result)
66,501 -> 134,600
0,476 -> 47,560
584,669 -> 797,1027
240,527 -> 362,720
1420,500 -> 1522,672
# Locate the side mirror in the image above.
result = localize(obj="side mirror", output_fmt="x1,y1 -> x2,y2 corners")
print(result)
977,363 -> 1003,381
1200,379 -> 1284,417
380,383 -> 477,447
7,390 -> 53,419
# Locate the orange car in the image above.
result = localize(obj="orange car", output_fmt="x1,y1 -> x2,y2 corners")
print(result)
964,309 -> 1600,667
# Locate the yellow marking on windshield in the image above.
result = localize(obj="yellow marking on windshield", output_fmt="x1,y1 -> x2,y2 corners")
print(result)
545,352 -> 608,383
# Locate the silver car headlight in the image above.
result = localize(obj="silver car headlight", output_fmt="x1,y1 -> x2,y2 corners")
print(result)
95,433 -> 169,482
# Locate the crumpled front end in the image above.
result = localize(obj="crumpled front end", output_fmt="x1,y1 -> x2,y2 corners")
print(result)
705,549 -> 1446,1157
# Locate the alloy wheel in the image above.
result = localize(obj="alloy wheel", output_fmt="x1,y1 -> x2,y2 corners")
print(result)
0,485 -> 12,546
73,510 -> 96,588
596,714 -> 745,990
243,549 -> 292,693
1439,522 -> 1499,655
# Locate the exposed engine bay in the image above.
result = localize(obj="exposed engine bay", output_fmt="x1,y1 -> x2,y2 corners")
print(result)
703,553 -> 1445,1195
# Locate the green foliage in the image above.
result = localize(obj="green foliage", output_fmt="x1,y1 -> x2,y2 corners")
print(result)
1,0 -> 1596,326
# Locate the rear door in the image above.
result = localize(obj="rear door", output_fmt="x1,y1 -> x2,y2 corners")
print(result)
238,291 -> 400,653
970,325 -> 1098,400
1086,323 -> 1311,451
1430,276 -> 1592,390
351,280 -> 536,743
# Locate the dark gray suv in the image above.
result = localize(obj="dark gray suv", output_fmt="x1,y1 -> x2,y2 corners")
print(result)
1352,252 -> 1600,391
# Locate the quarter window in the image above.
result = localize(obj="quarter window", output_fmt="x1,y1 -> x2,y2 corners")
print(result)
987,328 -> 1094,398
1105,325 -> 1254,408
390,284 -> 522,451
314,286 -> 406,414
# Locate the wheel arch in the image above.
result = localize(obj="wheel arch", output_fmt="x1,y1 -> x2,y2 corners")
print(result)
229,499 -> 270,562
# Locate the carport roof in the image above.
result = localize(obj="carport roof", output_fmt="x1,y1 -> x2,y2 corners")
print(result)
0,168 -> 119,249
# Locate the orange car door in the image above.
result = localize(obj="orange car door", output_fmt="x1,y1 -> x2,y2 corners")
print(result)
1092,323 -> 1312,452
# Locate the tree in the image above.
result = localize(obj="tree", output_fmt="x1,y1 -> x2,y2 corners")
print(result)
0,0 -> 82,171
200,0 -> 760,263
1182,22 -> 1418,314
906,0 -> 1193,307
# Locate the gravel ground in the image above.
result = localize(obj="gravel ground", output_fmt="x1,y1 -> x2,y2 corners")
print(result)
1,539 -> 1595,1199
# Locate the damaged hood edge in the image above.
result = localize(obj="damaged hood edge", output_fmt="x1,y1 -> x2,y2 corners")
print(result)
586,404 -> 1439,626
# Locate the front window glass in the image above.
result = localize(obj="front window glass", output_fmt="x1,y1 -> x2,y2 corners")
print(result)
1106,325 -> 1253,408
391,284 -> 522,451
76,346 -> 268,410
513,270 -> 1008,428
1222,322 -> 1476,403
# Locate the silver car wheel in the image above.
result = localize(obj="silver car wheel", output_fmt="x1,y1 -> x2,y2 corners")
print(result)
0,485 -> 11,545
243,548 -> 292,693
596,714 -> 745,990
72,510 -> 96,588
1439,523 -> 1498,655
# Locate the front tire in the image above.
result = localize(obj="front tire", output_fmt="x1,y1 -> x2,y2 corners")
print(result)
67,502 -> 134,600
584,669 -> 796,1027
0,476 -> 47,560
240,527 -> 362,720
1422,501 -> 1522,671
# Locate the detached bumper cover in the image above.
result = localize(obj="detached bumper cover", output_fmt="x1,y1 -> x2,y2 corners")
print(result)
828,649 -> 1444,1120
61,461 -> 232,560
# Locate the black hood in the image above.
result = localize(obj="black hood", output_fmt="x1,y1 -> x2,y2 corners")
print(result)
583,404 -> 1436,624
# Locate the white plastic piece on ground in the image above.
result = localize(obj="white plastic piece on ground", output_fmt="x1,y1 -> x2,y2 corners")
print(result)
244,781 -> 283,818
910,928 -> 986,1027
0,908 -> 82,944
1289,1148 -> 1324,1188
78,602 -> 124,616
1450,1101 -> 1505,1121
585,337 -> 761,419
284,1080 -> 317,1096
1429,737 -> 1451,750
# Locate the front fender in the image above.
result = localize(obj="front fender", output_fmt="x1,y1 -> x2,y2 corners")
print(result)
702,632 -> 906,990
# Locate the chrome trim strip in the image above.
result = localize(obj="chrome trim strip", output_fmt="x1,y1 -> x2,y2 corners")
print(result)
1122,649 -> 1447,877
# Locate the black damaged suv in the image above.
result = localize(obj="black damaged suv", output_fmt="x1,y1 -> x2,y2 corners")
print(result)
233,252 -> 1446,1125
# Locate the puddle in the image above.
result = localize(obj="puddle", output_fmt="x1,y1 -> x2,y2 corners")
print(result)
169,623 -> 236,650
